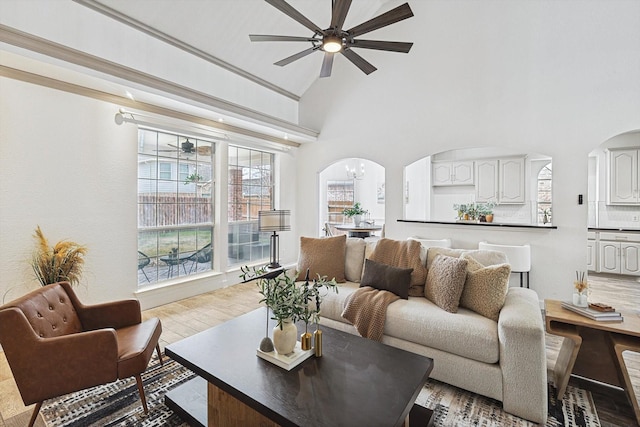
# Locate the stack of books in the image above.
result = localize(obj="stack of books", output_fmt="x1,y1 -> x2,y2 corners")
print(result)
561,301 -> 623,322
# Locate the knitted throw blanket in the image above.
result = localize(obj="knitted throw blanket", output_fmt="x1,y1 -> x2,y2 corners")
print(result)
341,286 -> 399,342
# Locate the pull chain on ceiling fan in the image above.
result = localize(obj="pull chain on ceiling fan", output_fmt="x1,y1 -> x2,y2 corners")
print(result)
249,0 -> 414,77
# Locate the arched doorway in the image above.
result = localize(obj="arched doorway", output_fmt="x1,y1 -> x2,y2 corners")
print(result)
318,158 -> 385,237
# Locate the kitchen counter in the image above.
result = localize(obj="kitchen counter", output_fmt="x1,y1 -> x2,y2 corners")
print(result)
588,227 -> 640,232
399,219 -> 557,230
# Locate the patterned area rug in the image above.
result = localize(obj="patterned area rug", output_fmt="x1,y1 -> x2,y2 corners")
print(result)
41,355 -> 195,427
415,379 -> 600,427
42,355 -> 599,427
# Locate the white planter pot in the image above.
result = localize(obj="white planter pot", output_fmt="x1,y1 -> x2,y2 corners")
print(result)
273,319 -> 297,355
353,215 -> 362,227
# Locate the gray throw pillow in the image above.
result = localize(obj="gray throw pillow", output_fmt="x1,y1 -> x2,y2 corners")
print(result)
360,259 -> 413,299
425,254 -> 468,312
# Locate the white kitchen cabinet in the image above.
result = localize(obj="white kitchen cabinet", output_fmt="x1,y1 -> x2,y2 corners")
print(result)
475,160 -> 499,202
475,157 -> 525,204
432,161 -> 474,186
608,149 -> 640,204
599,241 -> 620,273
499,157 -> 526,203
587,239 -> 596,271
597,235 -> 640,276
622,243 -> 640,274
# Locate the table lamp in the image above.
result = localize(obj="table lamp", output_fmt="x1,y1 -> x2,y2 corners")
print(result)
259,209 -> 291,269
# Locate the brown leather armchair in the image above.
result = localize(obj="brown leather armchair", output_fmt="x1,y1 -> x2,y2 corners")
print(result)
0,281 -> 162,427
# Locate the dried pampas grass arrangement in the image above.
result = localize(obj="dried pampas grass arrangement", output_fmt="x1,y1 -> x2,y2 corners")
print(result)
31,226 -> 87,287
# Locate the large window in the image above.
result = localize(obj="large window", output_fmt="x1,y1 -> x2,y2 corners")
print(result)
137,129 -> 214,285
227,146 -> 274,266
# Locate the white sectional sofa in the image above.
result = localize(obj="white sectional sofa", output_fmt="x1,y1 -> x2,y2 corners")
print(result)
297,236 -> 547,423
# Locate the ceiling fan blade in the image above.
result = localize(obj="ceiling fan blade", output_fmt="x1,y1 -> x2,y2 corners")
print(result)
250,34 -> 318,42
347,39 -> 413,53
341,48 -> 377,75
320,52 -> 334,78
265,0 -> 325,35
331,0 -> 352,29
347,3 -> 413,38
274,46 -> 319,66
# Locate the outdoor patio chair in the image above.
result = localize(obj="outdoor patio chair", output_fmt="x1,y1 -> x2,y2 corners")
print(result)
138,250 -> 151,282
186,243 -> 212,273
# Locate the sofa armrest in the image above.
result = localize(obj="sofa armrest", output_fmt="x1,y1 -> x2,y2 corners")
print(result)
498,287 -> 548,423
0,307 -> 118,405
60,282 -> 142,329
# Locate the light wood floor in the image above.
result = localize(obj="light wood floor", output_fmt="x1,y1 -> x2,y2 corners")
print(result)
0,276 -> 638,426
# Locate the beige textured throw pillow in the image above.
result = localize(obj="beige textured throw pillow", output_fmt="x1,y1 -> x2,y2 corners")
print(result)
425,254 -> 468,313
345,238 -> 366,282
296,235 -> 346,282
459,254 -> 511,321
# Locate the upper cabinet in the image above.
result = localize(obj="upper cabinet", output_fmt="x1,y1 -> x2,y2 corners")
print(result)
475,157 -> 525,204
608,149 -> 640,205
432,161 -> 474,186
499,157 -> 526,203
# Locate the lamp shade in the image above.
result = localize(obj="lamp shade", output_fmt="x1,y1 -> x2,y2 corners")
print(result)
259,210 -> 291,232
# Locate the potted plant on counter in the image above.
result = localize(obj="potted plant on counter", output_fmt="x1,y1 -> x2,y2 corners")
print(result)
477,202 -> 496,223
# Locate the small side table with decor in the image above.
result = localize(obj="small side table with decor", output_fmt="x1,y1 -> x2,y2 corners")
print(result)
544,299 -> 640,425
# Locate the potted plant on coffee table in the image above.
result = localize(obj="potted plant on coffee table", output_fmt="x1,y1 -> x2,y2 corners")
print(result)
240,266 -> 337,355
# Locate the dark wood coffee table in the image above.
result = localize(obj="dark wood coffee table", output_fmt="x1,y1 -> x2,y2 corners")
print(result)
165,307 -> 434,427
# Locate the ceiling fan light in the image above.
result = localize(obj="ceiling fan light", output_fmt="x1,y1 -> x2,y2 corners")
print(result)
323,36 -> 343,53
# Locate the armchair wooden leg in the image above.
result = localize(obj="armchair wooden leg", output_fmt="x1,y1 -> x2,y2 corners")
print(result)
156,343 -> 163,366
135,375 -> 149,414
28,402 -> 43,427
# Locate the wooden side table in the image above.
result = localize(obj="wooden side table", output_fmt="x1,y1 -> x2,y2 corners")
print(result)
545,299 -> 640,424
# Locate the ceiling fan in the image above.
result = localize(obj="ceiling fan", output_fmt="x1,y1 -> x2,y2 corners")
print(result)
249,0 -> 414,77
157,139 -> 212,156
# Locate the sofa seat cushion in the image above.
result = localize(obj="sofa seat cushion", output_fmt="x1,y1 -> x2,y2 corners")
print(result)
318,282 -> 499,364
384,297 -> 499,364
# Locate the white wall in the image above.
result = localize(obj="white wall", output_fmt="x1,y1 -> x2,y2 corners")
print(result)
297,0 -> 640,301
0,77 -> 299,308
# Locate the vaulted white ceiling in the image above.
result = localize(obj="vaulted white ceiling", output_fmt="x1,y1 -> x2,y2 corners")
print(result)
93,0 -> 396,98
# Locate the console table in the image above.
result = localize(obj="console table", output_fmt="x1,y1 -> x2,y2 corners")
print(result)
545,299 -> 640,424
165,308 -> 434,426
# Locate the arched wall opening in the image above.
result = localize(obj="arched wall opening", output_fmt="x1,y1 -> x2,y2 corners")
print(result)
317,158 -> 385,237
